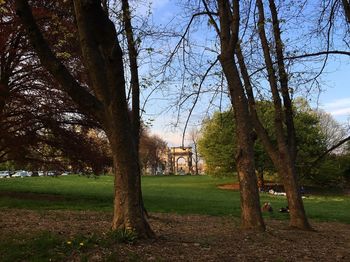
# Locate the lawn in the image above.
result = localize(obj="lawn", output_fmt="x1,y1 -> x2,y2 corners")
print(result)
0,175 -> 349,223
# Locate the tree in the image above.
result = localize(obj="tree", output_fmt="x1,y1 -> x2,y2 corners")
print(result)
189,127 -> 201,175
0,1 -> 110,174
204,0 -> 265,230
15,0 -> 153,238
343,0 -> 350,22
198,111 -> 236,177
225,0 -> 310,229
139,130 -> 167,175
198,100 -> 328,186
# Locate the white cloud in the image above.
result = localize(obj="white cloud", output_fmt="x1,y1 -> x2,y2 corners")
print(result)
153,130 -> 183,146
324,98 -> 350,109
329,107 -> 350,116
322,97 -> 350,122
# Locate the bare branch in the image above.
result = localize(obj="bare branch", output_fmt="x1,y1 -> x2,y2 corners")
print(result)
181,57 -> 219,147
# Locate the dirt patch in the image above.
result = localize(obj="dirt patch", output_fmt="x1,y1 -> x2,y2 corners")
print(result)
218,182 -> 288,192
0,191 -> 66,201
1,209 -> 349,261
218,183 -> 240,190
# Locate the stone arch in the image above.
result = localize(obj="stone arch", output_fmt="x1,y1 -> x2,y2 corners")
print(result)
176,157 -> 186,173
168,147 -> 193,174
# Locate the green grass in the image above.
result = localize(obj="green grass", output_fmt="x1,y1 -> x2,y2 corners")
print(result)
0,175 -> 349,223
0,229 -> 134,262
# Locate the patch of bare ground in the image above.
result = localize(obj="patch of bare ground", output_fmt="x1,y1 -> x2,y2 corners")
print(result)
1,209 -> 350,261
0,191 -> 66,201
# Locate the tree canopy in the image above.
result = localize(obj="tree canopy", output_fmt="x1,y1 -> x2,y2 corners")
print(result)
198,100 -> 331,182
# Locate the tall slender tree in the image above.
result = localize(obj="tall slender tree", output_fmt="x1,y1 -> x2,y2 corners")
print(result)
204,0 -> 265,230
234,0 -> 311,229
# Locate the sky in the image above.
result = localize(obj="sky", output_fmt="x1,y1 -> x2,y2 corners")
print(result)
133,0 -> 350,146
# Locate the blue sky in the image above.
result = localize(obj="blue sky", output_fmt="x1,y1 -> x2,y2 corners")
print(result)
133,0 -> 350,146
318,62 -> 350,122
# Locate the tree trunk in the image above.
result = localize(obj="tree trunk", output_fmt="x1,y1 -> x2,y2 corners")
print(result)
111,153 -> 154,237
105,109 -> 154,238
220,58 -> 265,231
234,116 -> 265,230
342,0 -> 350,23
276,153 -> 311,229
194,142 -> 199,175
0,82 -> 9,115
214,0 -> 265,230
257,169 -> 264,191
121,0 -> 148,219
254,0 -> 311,230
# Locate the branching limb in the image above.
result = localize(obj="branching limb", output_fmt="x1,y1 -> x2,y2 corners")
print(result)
14,0 -> 103,120
181,57 -> 219,147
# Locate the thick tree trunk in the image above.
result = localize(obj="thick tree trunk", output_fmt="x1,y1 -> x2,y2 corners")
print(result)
235,117 -> 265,230
73,0 -> 154,238
111,155 -> 154,238
106,112 -> 154,238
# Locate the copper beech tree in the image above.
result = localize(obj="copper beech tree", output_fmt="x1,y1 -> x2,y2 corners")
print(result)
15,0 -> 154,237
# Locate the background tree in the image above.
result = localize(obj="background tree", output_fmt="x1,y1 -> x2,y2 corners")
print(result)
139,129 -> 167,175
198,111 -> 236,177
189,127 -> 201,175
198,99 -> 337,186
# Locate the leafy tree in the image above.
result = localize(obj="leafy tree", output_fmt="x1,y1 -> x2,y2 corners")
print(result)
293,101 -> 328,180
139,130 -> 167,175
198,111 -> 236,177
199,100 -> 329,185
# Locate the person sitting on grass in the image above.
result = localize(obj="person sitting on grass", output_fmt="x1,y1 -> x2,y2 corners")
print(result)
261,202 -> 273,212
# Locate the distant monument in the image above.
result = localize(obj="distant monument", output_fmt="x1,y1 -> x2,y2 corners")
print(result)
162,146 -> 193,174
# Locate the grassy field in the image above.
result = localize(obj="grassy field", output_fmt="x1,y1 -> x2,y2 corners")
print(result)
0,175 -> 349,223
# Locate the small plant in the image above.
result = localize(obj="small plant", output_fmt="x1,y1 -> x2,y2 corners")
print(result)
107,228 -> 138,244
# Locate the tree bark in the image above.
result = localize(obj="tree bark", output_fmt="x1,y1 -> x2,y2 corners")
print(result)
220,57 -> 265,231
275,155 -> 311,229
107,125 -> 153,237
253,0 -> 311,230
342,0 -> 350,23
257,169 -> 264,191
15,0 -> 154,238
121,0 -> 149,218
72,0 -> 154,237
216,0 -> 265,231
